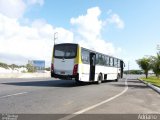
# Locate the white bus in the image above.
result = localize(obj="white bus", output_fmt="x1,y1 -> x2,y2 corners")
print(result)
51,43 -> 125,84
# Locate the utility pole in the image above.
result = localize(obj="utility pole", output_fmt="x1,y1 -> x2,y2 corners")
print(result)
54,32 -> 58,46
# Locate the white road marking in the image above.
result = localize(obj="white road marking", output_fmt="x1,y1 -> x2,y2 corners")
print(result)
58,78 -> 128,120
0,92 -> 28,99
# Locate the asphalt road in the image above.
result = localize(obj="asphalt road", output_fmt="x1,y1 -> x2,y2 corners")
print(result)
0,75 -> 160,119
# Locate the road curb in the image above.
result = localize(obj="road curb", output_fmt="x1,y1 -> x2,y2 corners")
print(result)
138,78 -> 160,94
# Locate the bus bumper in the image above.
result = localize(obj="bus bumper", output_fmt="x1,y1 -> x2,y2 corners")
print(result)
51,72 -> 79,80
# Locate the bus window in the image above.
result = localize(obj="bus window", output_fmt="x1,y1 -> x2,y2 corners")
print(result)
102,55 -> 105,65
54,44 -> 77,59
105,56 -> 109,66
98,54 -> 103,65
96,54 -> 99,64
118,60 -> 121,68
114,58 -> 118,67
109,57 -> 113,66
81,48 -> 89,64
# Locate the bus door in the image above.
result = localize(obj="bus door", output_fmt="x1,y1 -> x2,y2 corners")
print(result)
120,60 -> 124,78
89,52 -> 96,81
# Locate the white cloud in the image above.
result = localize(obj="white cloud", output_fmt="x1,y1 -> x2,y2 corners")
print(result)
0,0 -> 26,18
71,7 -> 121,56
0,5 -> 125,66
71,7 -> 102,39
107,14 -> 125,29
0,0 -> 44,19
0,13 -> 73,66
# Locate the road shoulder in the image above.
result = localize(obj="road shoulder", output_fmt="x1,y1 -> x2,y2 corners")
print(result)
138,78 -> 160,94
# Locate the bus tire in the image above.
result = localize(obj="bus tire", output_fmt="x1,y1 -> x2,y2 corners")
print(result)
97,74 -> 102,84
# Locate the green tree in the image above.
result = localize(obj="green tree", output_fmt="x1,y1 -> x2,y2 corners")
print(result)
26,63 -> 35,72
0,62 -> 8,69
150,53 -> 160,78
9,64 -> 19,70
136,57 -> 151,78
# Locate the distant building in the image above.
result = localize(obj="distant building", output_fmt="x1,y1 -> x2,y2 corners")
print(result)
28,60 -> 45,72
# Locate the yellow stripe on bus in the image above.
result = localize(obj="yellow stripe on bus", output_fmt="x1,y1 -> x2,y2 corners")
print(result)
74,45 -> 82,64
51,47 -> 54,63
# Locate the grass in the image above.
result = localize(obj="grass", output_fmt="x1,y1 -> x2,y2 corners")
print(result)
141,76 -> 160,87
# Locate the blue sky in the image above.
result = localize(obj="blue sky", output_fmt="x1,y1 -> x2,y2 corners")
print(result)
0,0 -> 160,69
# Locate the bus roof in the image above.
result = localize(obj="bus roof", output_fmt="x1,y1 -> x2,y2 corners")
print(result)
54,43 -> 123,61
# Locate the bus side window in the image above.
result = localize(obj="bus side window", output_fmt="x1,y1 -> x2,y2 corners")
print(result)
105,56 -> 109,66
114,58 -> 118,67
118,60 -> 121,68
104,56 -> 107,65
102,55 -> 105,65
98,54 -> 103,65
81,49 -> 89,64
96,54 -> 99,64
109,57 -> 113,66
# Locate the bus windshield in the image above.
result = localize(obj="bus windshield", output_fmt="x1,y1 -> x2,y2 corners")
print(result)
54,44 -> 77,59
